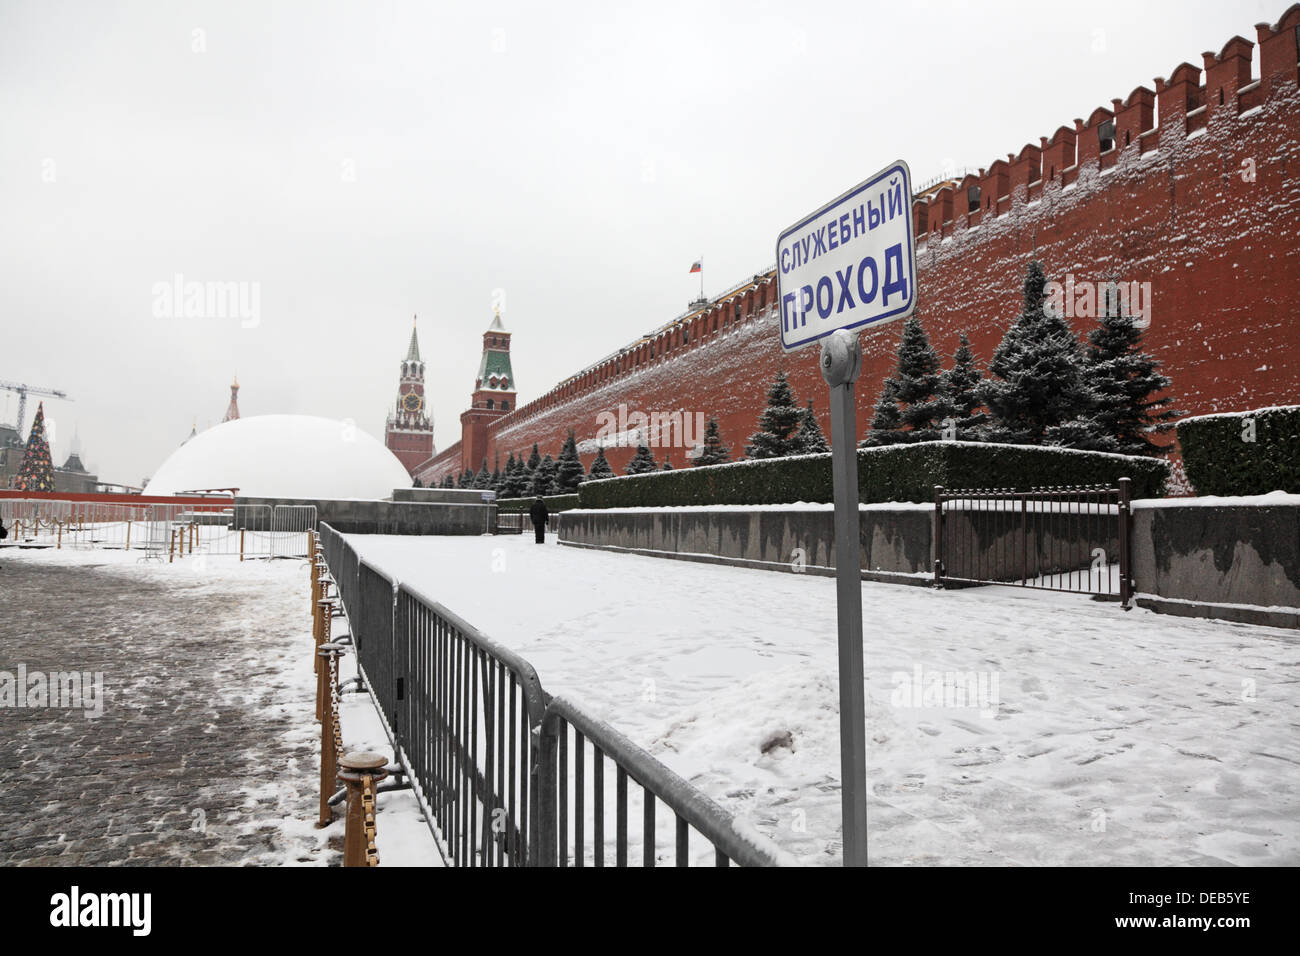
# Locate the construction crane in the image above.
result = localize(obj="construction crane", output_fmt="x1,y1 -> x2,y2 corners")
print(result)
0,380 -> 72,440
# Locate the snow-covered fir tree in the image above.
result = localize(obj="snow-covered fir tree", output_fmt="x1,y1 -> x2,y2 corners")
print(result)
503,455 -> 528,498
795,399 -> 829,453
1079,280 -> 1179,455
936,333 -> 988,438
695,417 -> 730,466
586,446 -> 615,480
554,430 -> 586,492
745,371 -> 803,458
625,443 -> 658,474
979,260 -> 1100,445
530,454 -> 558,496
514,443 -> 540,494
861,379 -> 904,446
472,459 -> 492,489
892,317 -> 945,440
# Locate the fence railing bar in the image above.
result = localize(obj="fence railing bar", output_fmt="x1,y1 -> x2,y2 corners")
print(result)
558,721 -> 569,868
643,790 -> 655,868
574,728 -> 585,868
318,523 -> 790,868
615,765 -> 628,867
593,745 -> 605,868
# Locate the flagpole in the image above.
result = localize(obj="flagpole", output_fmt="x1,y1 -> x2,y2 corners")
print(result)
699,255 -> 704,299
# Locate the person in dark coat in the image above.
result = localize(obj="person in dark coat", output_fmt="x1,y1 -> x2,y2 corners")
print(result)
529,497 -> 548,544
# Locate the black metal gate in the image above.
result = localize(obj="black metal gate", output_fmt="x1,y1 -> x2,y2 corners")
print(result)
933,479 -> 1132,607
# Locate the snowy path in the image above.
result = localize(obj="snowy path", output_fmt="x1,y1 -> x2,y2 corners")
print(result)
345,532 -> 1300,866
0,547 -> 438,867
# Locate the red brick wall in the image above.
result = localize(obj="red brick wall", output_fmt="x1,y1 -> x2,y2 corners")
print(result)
416,9 -> 1300,488
387,429 -> 434,477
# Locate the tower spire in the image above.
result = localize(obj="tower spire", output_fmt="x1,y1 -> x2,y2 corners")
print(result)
387,315 -> 434,478
406,315 -> 421,362
223,376 -> 241,422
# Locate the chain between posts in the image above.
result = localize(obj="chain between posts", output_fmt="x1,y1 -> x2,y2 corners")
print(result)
361,775 -> 379,867
310,532 -> 384,866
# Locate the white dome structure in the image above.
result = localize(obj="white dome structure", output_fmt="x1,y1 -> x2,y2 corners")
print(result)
145,415 -> 411,499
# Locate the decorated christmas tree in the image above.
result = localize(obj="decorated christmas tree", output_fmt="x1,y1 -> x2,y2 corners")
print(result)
14,402 -> 55,492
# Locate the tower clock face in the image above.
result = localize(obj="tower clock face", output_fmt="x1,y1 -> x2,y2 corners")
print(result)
402,392 -> 423,413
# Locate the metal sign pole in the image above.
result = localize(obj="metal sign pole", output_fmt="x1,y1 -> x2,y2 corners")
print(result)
820,328 -> 867,867
774,157 -> 915,867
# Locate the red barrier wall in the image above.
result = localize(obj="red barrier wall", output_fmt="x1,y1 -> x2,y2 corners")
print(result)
416,9 -> 1300,487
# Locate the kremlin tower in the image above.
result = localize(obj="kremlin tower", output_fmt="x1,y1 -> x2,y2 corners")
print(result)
385,316 -> 435,477
457,309 -> 516,477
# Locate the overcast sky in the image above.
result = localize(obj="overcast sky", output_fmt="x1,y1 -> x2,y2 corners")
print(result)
0,0 -> 1277,484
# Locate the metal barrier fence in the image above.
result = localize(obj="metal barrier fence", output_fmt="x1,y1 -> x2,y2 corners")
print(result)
494,512 -> 525,534
0,497 -> 316,559
493,511 -> 564,535
536,697 -> 783,867
396,584 -> 546,866
933,480 -> 1132,606
318,522 -> 785,867
272,504 -> 317,558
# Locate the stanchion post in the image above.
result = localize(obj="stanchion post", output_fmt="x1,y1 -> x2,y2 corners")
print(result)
338,752 -> 387,866
317,643 -> 345,828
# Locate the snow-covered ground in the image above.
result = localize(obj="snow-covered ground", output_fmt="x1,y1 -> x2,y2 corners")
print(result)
0,545 -> 440,867
345,531 -> 1300,866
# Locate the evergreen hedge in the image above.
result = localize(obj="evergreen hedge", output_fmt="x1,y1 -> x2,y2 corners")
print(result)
576,441 -> 1169,508
495,493 -> 581,513
1178,406 -> 1300,496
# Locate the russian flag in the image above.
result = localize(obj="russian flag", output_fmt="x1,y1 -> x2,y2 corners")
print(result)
689,260 -> 702,274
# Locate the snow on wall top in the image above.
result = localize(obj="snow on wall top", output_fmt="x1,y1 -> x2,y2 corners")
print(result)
145,414 -> 411,499
1178,404 -> 1300,426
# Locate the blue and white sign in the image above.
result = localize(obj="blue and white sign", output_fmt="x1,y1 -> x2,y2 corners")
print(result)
775,160 -> 917,352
